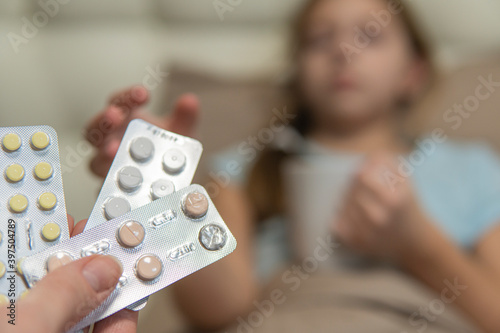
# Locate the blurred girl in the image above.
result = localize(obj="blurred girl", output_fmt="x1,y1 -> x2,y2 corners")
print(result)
86,0 -> 500,332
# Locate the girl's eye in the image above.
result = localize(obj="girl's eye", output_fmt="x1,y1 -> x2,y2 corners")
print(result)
305,31 -> 333,50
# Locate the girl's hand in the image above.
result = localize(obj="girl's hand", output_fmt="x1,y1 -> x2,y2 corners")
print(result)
333,154 -> 432,263
85,86 -> 200,178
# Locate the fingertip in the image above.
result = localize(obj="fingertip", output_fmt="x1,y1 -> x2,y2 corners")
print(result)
130,86 -> 150,104
175,94 -> 200,118
67,214 -> 75,234
72,219 -> 88,237
180,93 -> 199,107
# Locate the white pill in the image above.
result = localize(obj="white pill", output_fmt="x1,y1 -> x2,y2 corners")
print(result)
129,137 -> 154,162
117,166 -> 143,191
162,149 -> 186,174
151,179 -> 175,200
104,197 -> 131,220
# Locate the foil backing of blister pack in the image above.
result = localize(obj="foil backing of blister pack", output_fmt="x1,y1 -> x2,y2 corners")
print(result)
84,119 -> 203,231
0,126 -> 69,301
21,184 -> 237,332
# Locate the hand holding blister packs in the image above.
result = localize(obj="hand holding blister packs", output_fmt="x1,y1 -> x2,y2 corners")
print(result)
0,126 -> 69,303
21,184 -> 237,332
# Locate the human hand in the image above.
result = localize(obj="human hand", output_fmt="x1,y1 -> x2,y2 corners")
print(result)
0,216 -> 137,333
71,216 -> 139,333
85,86 -> 200,178
333,154 -> 432,263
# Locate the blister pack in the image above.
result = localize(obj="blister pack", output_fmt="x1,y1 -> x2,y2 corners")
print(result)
21,184 -> 237,332
84,119 -> 203,231
0,126 -> 69,303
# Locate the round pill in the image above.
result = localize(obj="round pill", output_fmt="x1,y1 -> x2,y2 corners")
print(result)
34,162 -> 53,180
9,194 -> 28,213
104,197 -> 131,220
0,295 -> 8,305
5,164 -> 25,182
151,179 -> 175,200
46,252 -> 73,272
31,131 -> 50,150
38,192 -> 57,210
182,192 -> 209,219
117,221 -> 145,248
135,254 -> 162,281
41,222 -> 61,242
0,261 -> 5,278
129,137 -> 154,162
199,224 -> 227,251
162,149 -> 186,174
2,133 -> 21,152
117,166 -> 143,192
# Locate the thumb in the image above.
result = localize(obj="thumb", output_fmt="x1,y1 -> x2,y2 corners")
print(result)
17,255 -> 122,333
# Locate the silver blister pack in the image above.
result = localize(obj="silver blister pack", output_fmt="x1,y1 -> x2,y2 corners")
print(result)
84,119 -> 203,231
21,184 -> 237,332
0,126 -> 69,302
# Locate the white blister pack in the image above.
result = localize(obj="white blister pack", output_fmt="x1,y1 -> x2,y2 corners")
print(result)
0,126 -> 69,302
84,119 -> 203,231
21,184 -> 237,332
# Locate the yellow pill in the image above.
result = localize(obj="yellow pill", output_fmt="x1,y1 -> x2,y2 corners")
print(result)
31,131 -> 50,150
9,194 -> 28,213
5,164 -> 24,182
34,162 -> 53,180
16,258 -> 25,275
0,261 -> 5,278
38,192 -> 57,210
41,222 -> 61,242
0,230 -> 2,244
0,294 -> 8,305
2,133 -> 21,152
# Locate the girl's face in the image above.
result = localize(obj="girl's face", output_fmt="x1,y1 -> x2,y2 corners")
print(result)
298,0 -> 425,131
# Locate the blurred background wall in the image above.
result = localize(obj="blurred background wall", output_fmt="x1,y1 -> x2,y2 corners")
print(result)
1,1 -> 500,331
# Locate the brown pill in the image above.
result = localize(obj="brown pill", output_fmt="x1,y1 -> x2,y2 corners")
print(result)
46,252 -> 73,272
135,254 -> 162,281
117,221 -> 145,248
182,192 -> 208,219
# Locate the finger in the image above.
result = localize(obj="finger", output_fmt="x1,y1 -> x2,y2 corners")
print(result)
355,189 -> 390,227
18,255 -> 122,333
72,219 -> 88,237
67,214 -> 75,235
356,168 -> 397,208
165,93 -> 200,137
89,145 -> 117,179
93,309 -> 139,333
109,86 -> 149,116
85,106 -> 126,148
343,200 -> 373,248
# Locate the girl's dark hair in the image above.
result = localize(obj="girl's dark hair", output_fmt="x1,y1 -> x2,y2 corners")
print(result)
246,0 -> 433,222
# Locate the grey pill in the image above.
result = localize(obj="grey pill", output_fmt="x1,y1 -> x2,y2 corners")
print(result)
199,224 -> 227,251
118,166 -> 143,191
151,179 -> 175,200
162,149 -> 186,174
104,197 -> 131,220
129,137 -> 154,162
